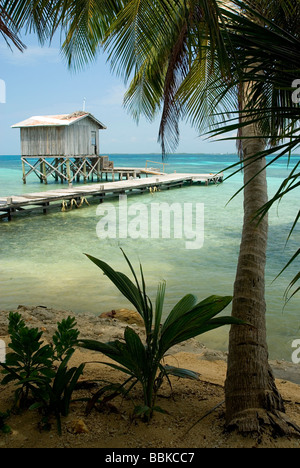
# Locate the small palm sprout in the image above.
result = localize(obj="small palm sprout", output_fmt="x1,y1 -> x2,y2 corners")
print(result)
79,250 -> 243,421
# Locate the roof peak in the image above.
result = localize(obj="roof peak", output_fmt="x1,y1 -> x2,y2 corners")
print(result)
62,111 -> 88,120
12,112 -> 107,130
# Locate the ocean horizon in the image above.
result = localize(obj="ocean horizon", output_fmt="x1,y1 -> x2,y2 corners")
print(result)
0,152 -> 299,362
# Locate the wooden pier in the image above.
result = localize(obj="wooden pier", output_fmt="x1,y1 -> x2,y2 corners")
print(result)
0,172 -> 223,222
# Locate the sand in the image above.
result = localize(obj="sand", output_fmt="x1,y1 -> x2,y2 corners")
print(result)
0,305 -> 299,449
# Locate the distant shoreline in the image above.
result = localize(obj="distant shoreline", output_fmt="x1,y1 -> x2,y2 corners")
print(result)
1,152 -> 300,157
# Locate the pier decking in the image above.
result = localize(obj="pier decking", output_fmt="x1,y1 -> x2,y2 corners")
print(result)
0,172 -> 223,221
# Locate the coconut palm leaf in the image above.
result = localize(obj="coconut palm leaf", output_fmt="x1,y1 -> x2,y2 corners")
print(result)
152,280 -> 166,349
1,0 -> 122,67
0,4 -> 25,51
59,0 -> 122,70
162,293 -> 198,331
159,295 -> 236,354
163,364 -> 200,380
199,1 -> 300,298
84,253 -> 145,318
2,0 -> 55,45
101,0 -> 233,155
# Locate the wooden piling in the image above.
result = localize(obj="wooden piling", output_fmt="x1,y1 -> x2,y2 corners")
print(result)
66,159 -> 71,185
22,159 -> 26,184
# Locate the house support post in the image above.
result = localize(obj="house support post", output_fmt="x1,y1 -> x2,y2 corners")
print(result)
22,159 -> 26,184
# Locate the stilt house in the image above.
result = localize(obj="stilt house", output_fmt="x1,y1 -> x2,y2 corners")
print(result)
12,111 -> 107,184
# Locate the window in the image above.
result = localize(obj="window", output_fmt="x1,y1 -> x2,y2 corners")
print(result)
91,131 -> 97,154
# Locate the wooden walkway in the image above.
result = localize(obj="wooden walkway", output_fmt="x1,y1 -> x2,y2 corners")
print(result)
0,172 -> 223,221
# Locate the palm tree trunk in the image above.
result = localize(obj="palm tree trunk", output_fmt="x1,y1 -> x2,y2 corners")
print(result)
224,80 -> 299,434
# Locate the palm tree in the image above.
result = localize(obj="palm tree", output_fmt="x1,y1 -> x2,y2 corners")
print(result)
214,3 -> 300,431
213,0 -> 300,433
208,1 -> 300,302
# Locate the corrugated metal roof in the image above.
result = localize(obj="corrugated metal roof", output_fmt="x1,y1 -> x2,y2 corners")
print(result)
12,112 -> 107,129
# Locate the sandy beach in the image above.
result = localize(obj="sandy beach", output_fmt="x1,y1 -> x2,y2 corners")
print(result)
0,305 -> 299,449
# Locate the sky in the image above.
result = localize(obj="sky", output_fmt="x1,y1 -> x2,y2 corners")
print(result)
0,31 -> 237,156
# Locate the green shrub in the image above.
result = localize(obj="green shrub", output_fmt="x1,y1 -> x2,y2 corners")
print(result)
0,411 -> 11,434
30,350 -> 85,435
1,312 -> 54,408
52,316 -> 80,361
0,312 -> 84,434
80,250 -> 243,421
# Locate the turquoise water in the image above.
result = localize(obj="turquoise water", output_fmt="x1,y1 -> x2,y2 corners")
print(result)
0,153 -> 299,361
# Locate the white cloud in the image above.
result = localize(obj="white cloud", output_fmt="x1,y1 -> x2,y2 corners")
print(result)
0,44 -> 60,66
130,136 -> 138,142
98,84 -> 127,107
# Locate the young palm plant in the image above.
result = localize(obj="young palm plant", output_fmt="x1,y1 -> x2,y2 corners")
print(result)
79,250 -> 243,421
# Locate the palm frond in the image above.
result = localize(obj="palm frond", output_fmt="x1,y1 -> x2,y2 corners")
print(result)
0,3 -> 25,51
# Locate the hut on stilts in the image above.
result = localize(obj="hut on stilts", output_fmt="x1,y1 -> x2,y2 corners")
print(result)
12,111 -> 109,185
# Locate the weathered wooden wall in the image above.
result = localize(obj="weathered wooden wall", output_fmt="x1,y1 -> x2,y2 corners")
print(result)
20,117 -> 100,157
21,127 -> 65,156
64,119 -> 100,156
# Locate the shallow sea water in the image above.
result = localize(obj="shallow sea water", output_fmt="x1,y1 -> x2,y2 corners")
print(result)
0,153 -> 299,361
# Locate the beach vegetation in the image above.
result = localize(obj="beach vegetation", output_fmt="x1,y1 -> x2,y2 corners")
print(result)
1,311 -> 55,408
52,316 -> 80,362
0,311 -> 84,434
0,410 -> 11,434
30,350 -> 85,435
79,250 -> 243,422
